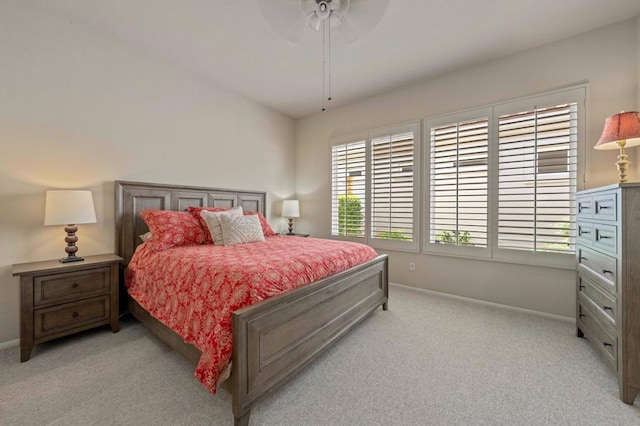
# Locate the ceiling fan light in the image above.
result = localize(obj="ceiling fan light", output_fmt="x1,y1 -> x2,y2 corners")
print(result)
317,1 -> 331,20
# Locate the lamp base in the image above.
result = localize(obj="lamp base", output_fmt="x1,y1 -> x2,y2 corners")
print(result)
60,255 -> 85,263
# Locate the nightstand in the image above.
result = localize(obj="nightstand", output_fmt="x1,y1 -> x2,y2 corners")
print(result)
283,233 -> 310,237
12,254 -> 122,362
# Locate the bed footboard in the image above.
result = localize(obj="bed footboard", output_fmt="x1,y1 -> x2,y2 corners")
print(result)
231,254 -> 388,425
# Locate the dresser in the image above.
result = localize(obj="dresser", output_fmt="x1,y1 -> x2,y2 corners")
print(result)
12,254 -> 122,362
576,183 -> 640,404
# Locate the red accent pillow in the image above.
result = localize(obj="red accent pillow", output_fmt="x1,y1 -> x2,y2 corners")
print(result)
139,209 -> 206,252
186,206 -> 233,244
244,211 -> 276,236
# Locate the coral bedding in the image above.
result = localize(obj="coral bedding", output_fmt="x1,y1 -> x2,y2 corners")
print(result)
125,235 -> 377,393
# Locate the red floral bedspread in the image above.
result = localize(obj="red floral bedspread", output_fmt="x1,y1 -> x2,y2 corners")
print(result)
125,235 -> 377,393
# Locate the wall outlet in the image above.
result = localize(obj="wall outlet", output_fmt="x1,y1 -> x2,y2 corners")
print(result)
409,262 -> 415,271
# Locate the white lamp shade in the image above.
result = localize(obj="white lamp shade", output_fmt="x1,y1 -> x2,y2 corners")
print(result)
44,190 -> 97,225
281,199 -> 300,218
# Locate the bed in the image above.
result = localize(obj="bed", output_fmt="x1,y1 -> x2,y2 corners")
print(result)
115,181 -> 389,425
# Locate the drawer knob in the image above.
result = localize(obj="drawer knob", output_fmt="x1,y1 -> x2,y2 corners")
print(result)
579,205 -> 590,212
72,283 -> 79,288
597,205 -> 611,210
603,342 -> 613,348
579,313 -> 586,318
603,306 -> 613,312
602,269 -> 613,275
579,230 -> 590,235
579,256 -> 587,261
597,235 -> 611,240
579,285 -> 585,290
72,312 -> 79,318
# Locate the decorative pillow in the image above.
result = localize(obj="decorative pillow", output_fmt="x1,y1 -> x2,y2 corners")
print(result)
187,206 -> 238,243
219,214 -> 265,246
200,207 -> 244,245
139,210 -> 206,252
139,231 -> 152,242
243,211 -> 276,236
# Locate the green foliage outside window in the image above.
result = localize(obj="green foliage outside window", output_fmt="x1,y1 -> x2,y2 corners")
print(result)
378,230 -> 411,241
337,195 -> 364,236
436,229 -> 471,245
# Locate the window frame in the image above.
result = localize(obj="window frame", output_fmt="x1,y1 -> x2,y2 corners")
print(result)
330,122 -> 421,252
423,86 -> 587,269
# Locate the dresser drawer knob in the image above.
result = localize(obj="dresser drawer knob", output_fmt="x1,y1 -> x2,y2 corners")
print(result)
602,269 -> 613,275
597,235 -> 611,240
597,205 -> 611,210
72,283 -> 79,288
579,230 -> 590,235
579,256 -> 587,262
603,306 -> 613,312
579,313 -> 586,318
72,312 -> 79,318
579,284 -> 585,290
579,205 -> 590,212
603,342 -> 613,348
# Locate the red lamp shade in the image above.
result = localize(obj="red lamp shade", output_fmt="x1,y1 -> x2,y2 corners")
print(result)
594,111 -> 640,150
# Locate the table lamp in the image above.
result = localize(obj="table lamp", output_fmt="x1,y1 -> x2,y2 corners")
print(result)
281,200 -> 300,235
594,111 -> 640,183
44,190 -> 97,263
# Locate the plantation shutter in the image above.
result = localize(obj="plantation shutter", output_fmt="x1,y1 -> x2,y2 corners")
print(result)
370,126 -> 416,244
331,140 -> 366,238
429,116 -> 489,249
497,102 -> 578,254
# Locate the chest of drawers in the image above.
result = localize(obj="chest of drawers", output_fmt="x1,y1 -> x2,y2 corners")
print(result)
12,254 -> 122,362
575,183 -> 640,404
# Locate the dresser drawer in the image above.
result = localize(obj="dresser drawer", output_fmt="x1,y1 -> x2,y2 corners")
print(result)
577,246 -> 617,288
34,296 -> 110,340
34,267 -> 110,307
593,192 -> 617,221
578,274 -> 616,328
576,196 -> 593,219
578,302 -> 617,370
592,223 -> 617,255
576,222 -> 593,246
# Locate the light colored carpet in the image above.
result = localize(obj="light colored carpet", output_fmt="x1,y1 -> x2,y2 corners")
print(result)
1,284 -> 638,425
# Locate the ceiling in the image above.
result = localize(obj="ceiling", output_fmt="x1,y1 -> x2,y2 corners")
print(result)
47,0 -> 640,119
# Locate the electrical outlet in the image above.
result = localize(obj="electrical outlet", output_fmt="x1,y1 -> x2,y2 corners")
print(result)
409,262 -> 415,271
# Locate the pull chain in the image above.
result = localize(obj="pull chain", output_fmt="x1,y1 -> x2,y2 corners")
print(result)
322,19 -> 326,112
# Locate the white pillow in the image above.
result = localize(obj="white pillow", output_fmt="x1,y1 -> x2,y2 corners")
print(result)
219,214 -> 265,246
200,207 -> 243,245
139,231 -> 152,242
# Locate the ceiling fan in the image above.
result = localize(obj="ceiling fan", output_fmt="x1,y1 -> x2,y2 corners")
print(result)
260,0 -> 389,45
260,0 -> 389,111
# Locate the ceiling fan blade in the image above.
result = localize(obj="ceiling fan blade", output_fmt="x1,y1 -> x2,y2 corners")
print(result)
338,0 -> 388,42
334,14 -> 359,45
259,0 -> 308,44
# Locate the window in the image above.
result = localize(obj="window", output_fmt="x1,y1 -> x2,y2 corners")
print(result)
425,87 -> 585,268
331,139 -> 366,238
428,111 -> 490,257
495,96 -> 580,264
331,123 -> 419,251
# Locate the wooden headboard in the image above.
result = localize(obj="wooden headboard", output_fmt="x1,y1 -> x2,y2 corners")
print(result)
115,181 -> 266,265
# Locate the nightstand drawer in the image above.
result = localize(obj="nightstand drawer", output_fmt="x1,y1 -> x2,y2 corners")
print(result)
577,246 -> 617,287
34,296 -> 110,340
578,274 -> 616,328
579,302 -> 617,370
34,267 -> 110,307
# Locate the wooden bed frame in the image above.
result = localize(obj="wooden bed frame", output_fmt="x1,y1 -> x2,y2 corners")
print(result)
115,181 -> 389,425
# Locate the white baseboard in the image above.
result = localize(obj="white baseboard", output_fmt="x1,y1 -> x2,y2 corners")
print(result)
0,338 -> 19,350
389,282 -> 575,324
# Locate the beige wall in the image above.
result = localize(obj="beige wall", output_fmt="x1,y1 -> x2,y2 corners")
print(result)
0,2 -> 296,344
296,19 -> 639,318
